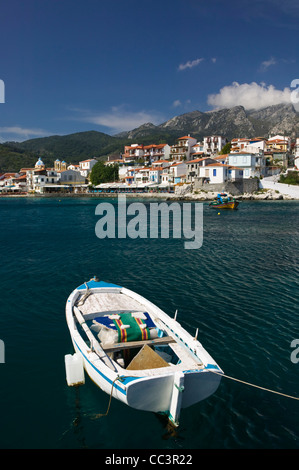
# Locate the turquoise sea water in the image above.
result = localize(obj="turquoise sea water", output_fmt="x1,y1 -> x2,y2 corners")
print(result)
0,196 -> 298,450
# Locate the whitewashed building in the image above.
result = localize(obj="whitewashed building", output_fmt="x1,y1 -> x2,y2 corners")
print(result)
294,138 -> 299,169
143,144 -> 171,162
168,162 -> 187,184
122,144 -> 145,163
26,168 -> 61,193
170,135 -> 197,161
228,152 -> 266,178
268,134 -> 291,152
149,166 -> 164,184
79,158 -> 98,177
203,136 -> 226,155
186,157 -> 218,182
231,138 -> 266,154
202,163 -> 244,183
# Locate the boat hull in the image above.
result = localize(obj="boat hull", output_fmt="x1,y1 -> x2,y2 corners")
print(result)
210,201 -> 239,210
65,281 -> 223,425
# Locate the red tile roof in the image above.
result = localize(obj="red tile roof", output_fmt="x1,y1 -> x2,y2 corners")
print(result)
178,135 -> 196,140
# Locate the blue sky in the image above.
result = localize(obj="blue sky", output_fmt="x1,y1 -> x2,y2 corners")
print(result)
0,0 -> 298,141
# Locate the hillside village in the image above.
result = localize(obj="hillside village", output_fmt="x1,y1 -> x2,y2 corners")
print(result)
1,133 -> 299,196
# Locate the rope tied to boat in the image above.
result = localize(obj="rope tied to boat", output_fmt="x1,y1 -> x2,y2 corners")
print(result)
76,281 -> 92,306
211,370 -> 299,401
91,376 -> 123,420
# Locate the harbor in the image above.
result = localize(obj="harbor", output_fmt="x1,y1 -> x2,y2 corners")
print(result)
0,196 -> 298,449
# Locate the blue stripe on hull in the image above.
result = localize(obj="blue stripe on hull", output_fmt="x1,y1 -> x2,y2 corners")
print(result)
77,280 -> 122,290
73,339 -> 130,395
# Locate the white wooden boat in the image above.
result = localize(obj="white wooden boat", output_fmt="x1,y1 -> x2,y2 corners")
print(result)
65,278 -> 223,427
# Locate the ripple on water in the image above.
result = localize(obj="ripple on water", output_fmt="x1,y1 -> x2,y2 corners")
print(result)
0,198 -> 298,449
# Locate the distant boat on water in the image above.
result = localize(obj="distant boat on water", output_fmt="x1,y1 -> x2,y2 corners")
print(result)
209,193 -> 240,210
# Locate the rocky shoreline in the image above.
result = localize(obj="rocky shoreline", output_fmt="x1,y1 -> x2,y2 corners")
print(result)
0,188 -> 296,200
172,184 -> 295,201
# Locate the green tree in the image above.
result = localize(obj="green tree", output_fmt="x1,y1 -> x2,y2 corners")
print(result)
220,142 -> 231,154
89,162 -> 119,185
279,171 -> 299,185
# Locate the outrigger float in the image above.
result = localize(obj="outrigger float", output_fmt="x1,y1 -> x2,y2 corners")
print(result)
209,193 -> 239,210
65,278 -> 223,427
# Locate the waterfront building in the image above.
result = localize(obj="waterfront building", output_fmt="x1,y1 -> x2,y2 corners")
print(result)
190,142 -> 204,157
212,154 -> 229,164
143,144 -> 171,162
168,161 -> 187,184
170,135 -> 197,161
203,136 -> 226,155
26,168 -> 61,193
152,160 -> 170,169
231,137 -> 266,154
228,152 -> 266,178
59,169 -> 86,186
134,167 -> 150,185
79,158 -> 98,177
267,134 -> 291,152
186,157 -> 218,182
202,163 -> 244,183
67,163 -> 80,171
119,166 -> 134,182
0,173 -> 22,192
149,166 -> 164,184
294,138 -> 299,169
122,144 -> 144,163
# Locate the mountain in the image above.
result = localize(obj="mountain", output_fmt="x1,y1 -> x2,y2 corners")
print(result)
0,143 -> 39,173
10,130 -> 118,160
117,104 -> 299,141
1,104 -> 298,172
246,103 -> 299,137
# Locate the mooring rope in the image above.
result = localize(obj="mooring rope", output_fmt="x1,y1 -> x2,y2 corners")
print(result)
91,376 -> 122,419
211,370 -> 299,401
76,281 -> 93,306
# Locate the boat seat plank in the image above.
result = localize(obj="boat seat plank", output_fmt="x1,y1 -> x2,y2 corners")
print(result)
102,335 -> 175,353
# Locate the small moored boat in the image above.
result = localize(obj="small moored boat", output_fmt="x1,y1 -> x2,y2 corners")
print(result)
65,278 -> 223,427
209,193 -> 239,210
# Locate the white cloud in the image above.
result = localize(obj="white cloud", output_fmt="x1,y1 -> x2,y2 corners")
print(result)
260,57 -> 277,71
0,126 -> 49,141
178,58 -> 204,71
72,106 -> 164,133
207,81 -> 292,110
172,99 -> 192,109
172,100 -> 182,108
211,57 -> 217,63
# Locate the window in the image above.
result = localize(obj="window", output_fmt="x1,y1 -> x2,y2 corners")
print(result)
213,169 -> 217,176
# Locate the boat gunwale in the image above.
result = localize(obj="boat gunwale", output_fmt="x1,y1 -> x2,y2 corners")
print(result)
66,284 -> 223,380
